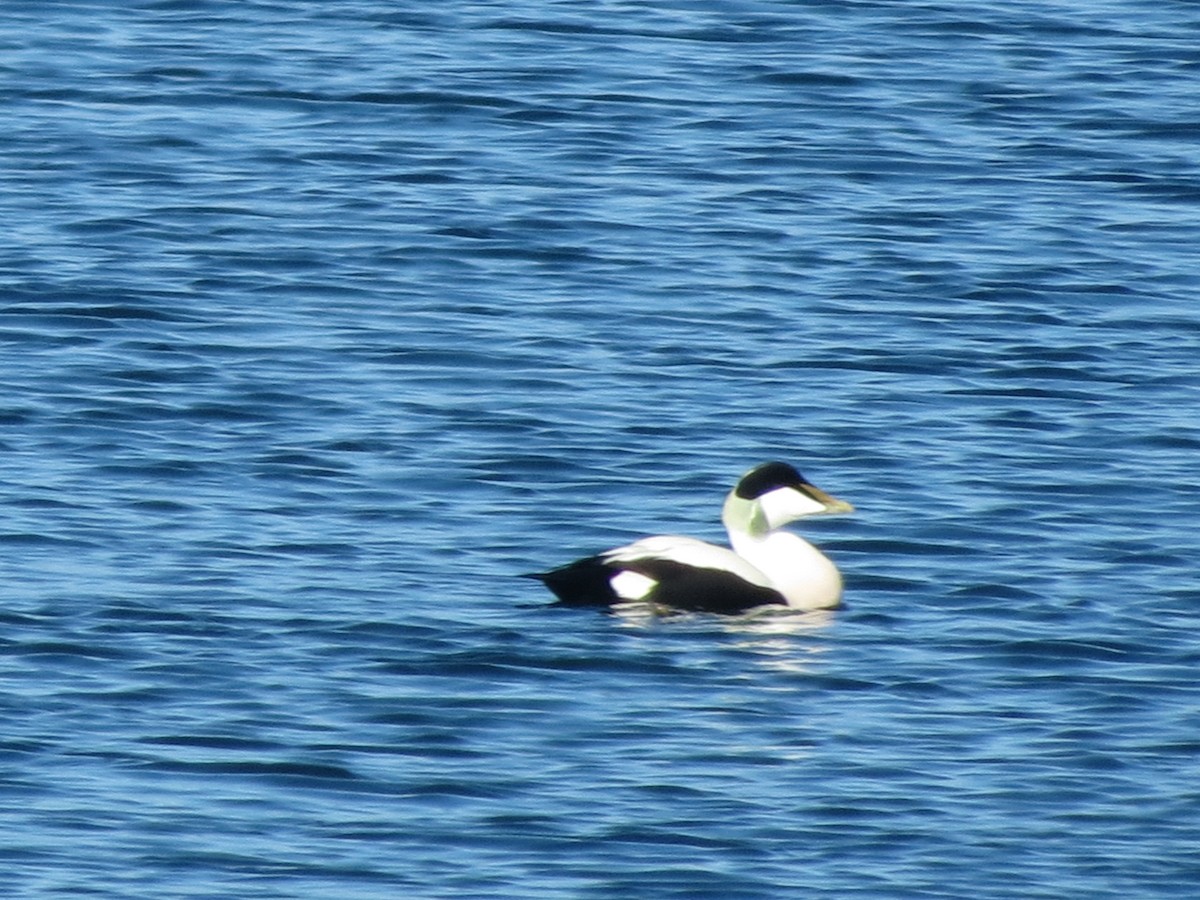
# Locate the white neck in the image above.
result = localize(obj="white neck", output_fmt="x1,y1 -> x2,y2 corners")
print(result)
728,528 -> 843,610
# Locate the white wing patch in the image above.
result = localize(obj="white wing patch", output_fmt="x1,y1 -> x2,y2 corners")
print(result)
609,569 -> 657,601
603,535 -> 774,590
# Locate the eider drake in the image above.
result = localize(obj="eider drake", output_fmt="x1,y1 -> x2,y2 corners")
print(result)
527,461 -> 853,615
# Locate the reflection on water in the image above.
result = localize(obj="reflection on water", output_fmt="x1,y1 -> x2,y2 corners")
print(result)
727,608 -> 837,675
609,600 -> 836,673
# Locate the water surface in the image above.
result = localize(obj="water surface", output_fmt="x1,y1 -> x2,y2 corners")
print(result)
3,1 -> 1200,897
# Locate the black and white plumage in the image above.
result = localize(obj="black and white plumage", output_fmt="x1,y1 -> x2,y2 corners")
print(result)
527,461 -> 853,615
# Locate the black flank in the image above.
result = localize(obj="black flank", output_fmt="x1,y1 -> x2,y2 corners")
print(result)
629,559 -> 786,614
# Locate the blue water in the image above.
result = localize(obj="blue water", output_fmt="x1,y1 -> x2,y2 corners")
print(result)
4,1 -> 1200,896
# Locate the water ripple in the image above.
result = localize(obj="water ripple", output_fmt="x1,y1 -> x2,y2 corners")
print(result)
3,0 -> 1200,897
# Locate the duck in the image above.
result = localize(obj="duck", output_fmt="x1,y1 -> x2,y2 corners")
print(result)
526,461 -> 853,615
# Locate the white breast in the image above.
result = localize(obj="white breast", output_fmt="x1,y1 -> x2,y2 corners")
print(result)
729,530 -> 843,610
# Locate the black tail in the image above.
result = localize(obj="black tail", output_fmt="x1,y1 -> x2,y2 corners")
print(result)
521,558 -> 619,606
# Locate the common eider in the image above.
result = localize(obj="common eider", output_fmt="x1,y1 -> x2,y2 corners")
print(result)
527,461 -> 853,615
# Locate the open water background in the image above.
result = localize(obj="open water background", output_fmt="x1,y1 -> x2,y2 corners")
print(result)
4,1 -> 1200,897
